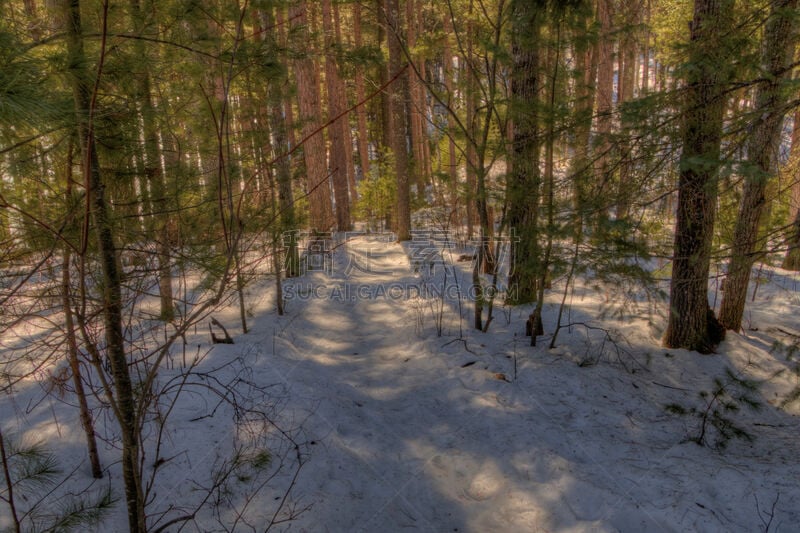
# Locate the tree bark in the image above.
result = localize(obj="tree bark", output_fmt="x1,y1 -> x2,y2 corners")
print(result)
376,0 -> 392,154
465,2 -> 478,240
353,2 -> 371,189
291,1 -> 333,232
507,1 -> 542,307
406,0 -> 428,200
594,0 -> 615,199
570,7 -> 597,238
617,1 -> 640,220
442,12 -> 460,217
719,0 -> 798,330
664,0 -> 735,353
62,0 -> 143,528
386,0 -> 411,240
62,138 -> 103,480
322,0 -> 352,231
782,107 -> 800,270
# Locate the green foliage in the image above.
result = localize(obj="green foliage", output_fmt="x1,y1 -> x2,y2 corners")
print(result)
581,217 -> 664,320
2,438 -> 60,492
355,148 -> 396,231
234,448 -> 272,483
43,490 -> 116,533
665,367 -> 762,449
770,338 -> 800,407
0,434 -> 115,532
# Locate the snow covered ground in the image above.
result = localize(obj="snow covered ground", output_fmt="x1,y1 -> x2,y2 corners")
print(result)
2,234 -> 800,532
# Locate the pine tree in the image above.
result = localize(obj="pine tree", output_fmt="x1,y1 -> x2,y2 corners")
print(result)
783,106 -> 800,270
719,0 -> 799,331
664,0 -> 736,353
508,0 -> 543,308
60,0 -> 143,528
385,0 -> 411,241
291,1 -> 334,232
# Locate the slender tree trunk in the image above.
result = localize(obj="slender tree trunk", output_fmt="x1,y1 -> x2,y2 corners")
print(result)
417,4 -> 433,195
131,0 -> 173,322
465,2 -> 478,240
62,0 -> 143,528
571,8 -> 597,239
594,0 -> 614,201
465,104 -> 478,239
377,0 -> 394,165
442,13 -> 460,214
531,20 -> 561,345
332,3 -> 358,210
0,428 -> 21,533
278,7 -> 299,156
273,99 -> 299,275
406,0 -> 427,200
62,138 -> 103,480
386,0 -> 411,240
664,0 -> 735,353
255,11 -> 299,275
617,2 -> 640,220
469,0 -> 505,331
782,107 -> 800,270
322,0 -> 352,231
291,1 -> 333,231
719,0 -> 798,330
353,2 -> 371,189
641,0 -> 652,94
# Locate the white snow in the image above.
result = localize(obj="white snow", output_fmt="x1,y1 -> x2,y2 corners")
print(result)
2,235 -> 800,532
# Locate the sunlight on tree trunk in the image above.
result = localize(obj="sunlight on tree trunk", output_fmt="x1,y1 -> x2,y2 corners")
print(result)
719,0 -> 798,331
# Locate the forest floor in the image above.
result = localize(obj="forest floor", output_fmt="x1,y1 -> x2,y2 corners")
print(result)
3,234 -> 800,532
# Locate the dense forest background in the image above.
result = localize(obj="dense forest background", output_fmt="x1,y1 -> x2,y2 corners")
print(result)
2,0 -> 800,531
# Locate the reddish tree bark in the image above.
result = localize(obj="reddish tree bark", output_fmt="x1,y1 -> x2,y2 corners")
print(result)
291,1 -> 333,231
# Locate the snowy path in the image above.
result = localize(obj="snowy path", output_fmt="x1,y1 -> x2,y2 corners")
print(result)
3,236 -> 799,532
235,238 -> 800,533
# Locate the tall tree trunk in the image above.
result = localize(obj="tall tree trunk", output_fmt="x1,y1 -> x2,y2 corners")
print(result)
442,12 -> 460,215
571,7 -> 597,239
386,0 -> 411,240
131,0 -> 173,322
617,1 -> 640,220
274,100 -> 299,275
531,20 -> 562,345
291,1 -> 333,231
264,6 -> 299,276
594,0 -> 615,201
782,107 -> 800,270
664,0 -> 735,353
353,1 -> 371,189
507,1 -> 541,307
641,0 -> 652,94
322,0 -> 352,231
332,3 -> 358,209
465,2 -> 478,239
461,0 -> 504,329
62,0 -> 143,528
719,0 -> 798,330
278,7 -> 299,156
406,0 -> 428,200
377,0 -> 394,166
